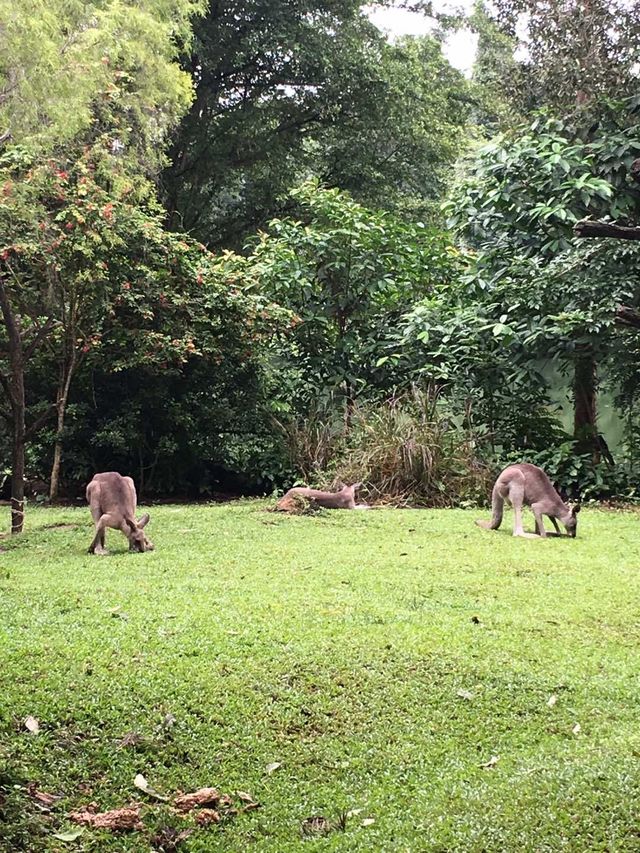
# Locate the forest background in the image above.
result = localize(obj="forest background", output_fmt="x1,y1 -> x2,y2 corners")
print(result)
2,0 -> 640,532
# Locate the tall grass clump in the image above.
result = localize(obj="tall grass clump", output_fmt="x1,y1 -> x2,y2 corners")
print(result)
279,390 -> 491,507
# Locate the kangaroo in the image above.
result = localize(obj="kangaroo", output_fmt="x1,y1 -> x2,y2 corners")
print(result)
475,463 -> 580,538
277,482 -> 366,511
86,472 -> 154,554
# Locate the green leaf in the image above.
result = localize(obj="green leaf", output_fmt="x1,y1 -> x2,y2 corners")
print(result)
53,828 -> 85,842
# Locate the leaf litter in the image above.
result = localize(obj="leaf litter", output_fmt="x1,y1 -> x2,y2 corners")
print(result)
134,773 -> 169,802
26,782 -> 63,811
69,804 -> 144,831
24,715 -> 40,734
61,781 -> 260,842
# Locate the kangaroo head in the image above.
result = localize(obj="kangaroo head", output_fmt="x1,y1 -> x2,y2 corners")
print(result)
341,481 -> 362,497
564,503 -> 581,538
125,513 -> 154,552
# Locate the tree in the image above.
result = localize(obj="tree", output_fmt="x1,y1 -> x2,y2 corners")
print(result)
162,1 -> 473,247
0,0 -> 200,159
468,0 -> 526,131
0,0 -> 201,531
250,180 -> 458,417
443,102 -> 640,456
476,0 -> 640,113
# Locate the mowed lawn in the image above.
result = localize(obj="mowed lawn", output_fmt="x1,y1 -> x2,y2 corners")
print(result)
2,502 -> 640,852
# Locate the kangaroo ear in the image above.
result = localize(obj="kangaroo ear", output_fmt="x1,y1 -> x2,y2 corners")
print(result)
352,482 -> 363,490
137,513 -> 150,528
124,517 -> 138,531
572,504 -> 581,515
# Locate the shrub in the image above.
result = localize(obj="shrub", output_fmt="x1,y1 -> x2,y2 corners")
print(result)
279,390 -> 492,507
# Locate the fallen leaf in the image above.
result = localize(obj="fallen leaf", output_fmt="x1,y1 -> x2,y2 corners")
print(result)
53,827 -> 85,842
236,790 -> 257,805
157,713 -> 176,732
195,808 -> 221,825
301,816 -> 331,836
456,689 -> 473,701
481,755 -> 500,769
117,731 -> 145,749
572,723 -> 581,735
134,773 -> 169,801
69,805 -> 143,831
111,610 -> 129,621
26,783 -> 62,809
361,817 -> 376,827
547,694 -> 558,707
265,762 -> 281,775
346,808 -> 362,818
174,787 -> 225,813
24,715 -> 40,734
150,826 -> 193,852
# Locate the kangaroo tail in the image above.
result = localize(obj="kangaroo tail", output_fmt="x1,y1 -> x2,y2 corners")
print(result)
475,485 -> 503,530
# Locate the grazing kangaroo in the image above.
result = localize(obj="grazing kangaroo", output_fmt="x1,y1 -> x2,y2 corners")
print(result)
475,463 -> 580,538
277,482 -> 366,511
86,472 -> 154,554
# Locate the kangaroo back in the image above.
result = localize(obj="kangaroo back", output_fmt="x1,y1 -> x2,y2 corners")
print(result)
276,483 -> 362,511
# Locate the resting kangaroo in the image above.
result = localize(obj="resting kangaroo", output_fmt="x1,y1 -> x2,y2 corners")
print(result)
86,472 -> 153,554
277,482 -> 365,510
475,463 -> 580,538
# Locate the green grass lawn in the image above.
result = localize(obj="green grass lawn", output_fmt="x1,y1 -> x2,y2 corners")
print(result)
2,502 -> 640,852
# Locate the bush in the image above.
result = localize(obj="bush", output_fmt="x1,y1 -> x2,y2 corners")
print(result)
279,390 -> 492,507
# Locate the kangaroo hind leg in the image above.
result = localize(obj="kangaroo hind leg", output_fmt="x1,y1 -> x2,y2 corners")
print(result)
511,482 -> 538,538
89,512 -> 114,555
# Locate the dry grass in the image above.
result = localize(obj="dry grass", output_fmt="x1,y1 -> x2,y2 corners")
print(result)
279,390 -> 491,507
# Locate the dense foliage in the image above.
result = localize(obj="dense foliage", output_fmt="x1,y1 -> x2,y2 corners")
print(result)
162,1 -> 473,247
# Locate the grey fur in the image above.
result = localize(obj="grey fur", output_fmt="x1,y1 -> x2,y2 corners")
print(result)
475,463 -> 580,538
278,482 -> 366,510
86,472 -> 154,554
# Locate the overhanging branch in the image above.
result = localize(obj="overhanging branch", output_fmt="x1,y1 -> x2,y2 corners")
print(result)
615,305 -> 640,329
25,405 -> 55,439
574,219 -> 640,240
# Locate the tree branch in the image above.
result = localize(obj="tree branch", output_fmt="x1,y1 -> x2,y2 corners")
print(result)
25,405 -> 55,439
615,305 -> 640,329
0,370 -> 14,408
574,219 -> 640,240
23,318 -> 55,362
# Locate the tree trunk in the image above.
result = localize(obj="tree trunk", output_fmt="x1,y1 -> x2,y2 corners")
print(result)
573,348 -> 599,461
0,274 -> 26,533
49,349 -> 76,502
49,406 -> 65,503
11,414 -> 25,534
